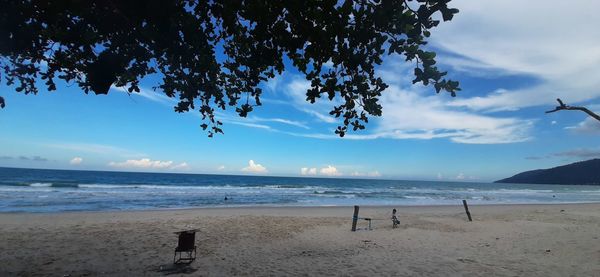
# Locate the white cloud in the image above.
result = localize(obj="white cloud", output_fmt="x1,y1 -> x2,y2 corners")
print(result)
69,157 -> 83,165
320,165 -> 342,176
431,0 -> 600,111
217,165 -> 226,171
241,160 -> 267,173
108,158 -> 188,170
350,171 -> 381,178
171,162 -> 189,170
368,85 -> 533,144
272,81 -> 533,144
369,171 -> 382,177
456,173 -> 465,180
300,167 -> 317,176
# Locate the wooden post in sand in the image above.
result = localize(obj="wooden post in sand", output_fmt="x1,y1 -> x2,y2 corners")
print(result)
351,205 -> 360,231
462,200 -> 472,221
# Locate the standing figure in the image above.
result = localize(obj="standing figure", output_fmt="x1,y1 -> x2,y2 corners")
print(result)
392,208 -> 401,228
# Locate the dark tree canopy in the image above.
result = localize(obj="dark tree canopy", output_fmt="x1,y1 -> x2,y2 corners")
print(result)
0,0 -> 459,137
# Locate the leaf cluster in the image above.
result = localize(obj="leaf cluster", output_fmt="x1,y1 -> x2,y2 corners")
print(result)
0,0 -> 459,136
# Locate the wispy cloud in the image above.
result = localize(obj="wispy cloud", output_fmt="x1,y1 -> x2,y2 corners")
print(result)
17,155 -> 48,162
45,143 -> 146,158
111,86 -> 176,106
565,117 -> 600,134
251,117 -> 310,129
226,121 -> 273,130
431,0 -> 600,112
285,78 -> 339,124
350,171 -> 381,178
525,147 -> 600,160
553,148 -> 600,159
275,83 -> 533,144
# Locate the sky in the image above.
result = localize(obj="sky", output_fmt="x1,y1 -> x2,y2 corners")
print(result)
1,0 -> 600,182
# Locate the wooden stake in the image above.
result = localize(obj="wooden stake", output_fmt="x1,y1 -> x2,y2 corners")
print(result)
462,200 -> 472,221
351,205 -> 359,231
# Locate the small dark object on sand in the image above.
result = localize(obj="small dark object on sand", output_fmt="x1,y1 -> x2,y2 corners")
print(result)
560,209 -> 565,212
546,249 -> 551,253
391,208 -> 401,228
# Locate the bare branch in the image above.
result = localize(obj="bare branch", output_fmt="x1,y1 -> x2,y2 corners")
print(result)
546,98 -> 600,122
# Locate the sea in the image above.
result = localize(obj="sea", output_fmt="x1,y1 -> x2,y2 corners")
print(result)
1,167 -> 599,213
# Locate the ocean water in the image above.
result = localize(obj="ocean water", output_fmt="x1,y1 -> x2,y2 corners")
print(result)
1,167 -> 599,213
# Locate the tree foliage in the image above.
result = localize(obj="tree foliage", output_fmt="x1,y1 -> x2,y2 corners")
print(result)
0,0 -> 459,136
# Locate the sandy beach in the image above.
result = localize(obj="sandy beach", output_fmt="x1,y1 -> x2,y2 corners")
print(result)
1,203 -> 599,276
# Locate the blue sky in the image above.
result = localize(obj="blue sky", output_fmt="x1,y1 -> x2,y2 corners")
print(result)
1,0 -> 599,182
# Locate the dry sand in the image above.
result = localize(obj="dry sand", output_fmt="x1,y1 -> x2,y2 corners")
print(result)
1,203 -> 599,276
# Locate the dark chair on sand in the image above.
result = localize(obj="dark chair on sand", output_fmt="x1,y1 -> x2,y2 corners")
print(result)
174,230 -> 198,264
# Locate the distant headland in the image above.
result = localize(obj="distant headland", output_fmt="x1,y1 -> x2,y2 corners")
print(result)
496,159 -> 600,185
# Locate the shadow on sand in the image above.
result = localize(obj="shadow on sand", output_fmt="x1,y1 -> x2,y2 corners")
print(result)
156,263 -> 198,275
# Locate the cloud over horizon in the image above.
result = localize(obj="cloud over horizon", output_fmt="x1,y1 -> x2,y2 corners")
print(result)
241,160 -> 267,173
70,157 -> 83,165
300,167 -> 317,176
108,158 -> 188,170
320,165 -> 341,176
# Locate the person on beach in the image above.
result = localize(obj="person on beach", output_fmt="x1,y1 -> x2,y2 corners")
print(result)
392,208 -> 400,228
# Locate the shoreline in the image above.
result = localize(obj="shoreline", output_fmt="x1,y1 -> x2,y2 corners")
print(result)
1,202 -> 598,226
1,201 -> 599,215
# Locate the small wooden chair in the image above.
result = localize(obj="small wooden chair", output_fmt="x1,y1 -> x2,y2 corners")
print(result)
174,230 -> 198,264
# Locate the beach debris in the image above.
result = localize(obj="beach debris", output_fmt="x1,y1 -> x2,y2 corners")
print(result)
300,250 -> 313,256
545,249 -> 551,253
457,258 -> 477,263
462,200 -> 473,222
560,209 -> 565,212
